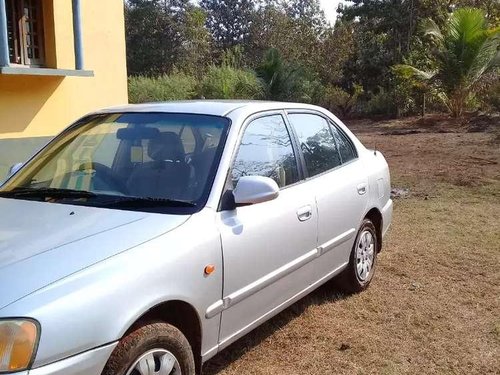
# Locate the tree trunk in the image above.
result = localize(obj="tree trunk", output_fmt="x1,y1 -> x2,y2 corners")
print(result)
449,89 -> 466,118
421,92 -> 426,117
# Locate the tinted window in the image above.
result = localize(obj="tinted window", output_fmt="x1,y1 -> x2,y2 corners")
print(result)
288,113 -> 341,177
232,115 -> 299,188
330,123 -> 357,163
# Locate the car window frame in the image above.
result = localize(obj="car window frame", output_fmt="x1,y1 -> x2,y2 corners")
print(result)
284,109 -> 359,180
218,110 -> 305,211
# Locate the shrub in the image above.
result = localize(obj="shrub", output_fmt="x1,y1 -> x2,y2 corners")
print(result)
200,65 -> 263,99
321,85 -> 362,118
361,88 -> 397,117
256,48 -> 324,103
299,79 -> 325,104
477,72 -> 500,113
128,73 -> 198,103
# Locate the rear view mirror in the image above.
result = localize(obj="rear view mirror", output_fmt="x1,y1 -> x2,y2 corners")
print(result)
8,162 -> 23,178
233,176 -> 279,206
116,127 -> 160,140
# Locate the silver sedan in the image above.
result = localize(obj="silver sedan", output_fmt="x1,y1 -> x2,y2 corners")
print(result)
0,101 -> 392,375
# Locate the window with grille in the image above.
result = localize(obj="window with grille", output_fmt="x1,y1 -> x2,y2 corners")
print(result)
6,0 -> 45,66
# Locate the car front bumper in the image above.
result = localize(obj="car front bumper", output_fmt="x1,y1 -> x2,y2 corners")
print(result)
18,342 -> 117,375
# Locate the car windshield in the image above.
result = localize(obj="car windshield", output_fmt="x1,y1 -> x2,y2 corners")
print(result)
0,112 -> 230,214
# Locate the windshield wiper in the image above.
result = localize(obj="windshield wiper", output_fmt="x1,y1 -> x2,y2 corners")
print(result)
101,196 -> 197,208
0,187 -> 97,199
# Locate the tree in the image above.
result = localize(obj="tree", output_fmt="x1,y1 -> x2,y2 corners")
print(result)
338,0 -> 452,94
317,21 -> 356,86
179,6 -> 213,76
283,0 -> 327,32
125,0 -> 191,76
245,3 -> 290,66
246,1 -> 326,75
256,48 -> 301,100
200,0 -> 255,49
394,8 -> 499,117
256,48 -> 323,103
453,0 -> 500,23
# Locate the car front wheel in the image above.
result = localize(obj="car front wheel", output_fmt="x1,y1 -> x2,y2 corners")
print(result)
338,218 -> 378,293
102,322 -> 195,375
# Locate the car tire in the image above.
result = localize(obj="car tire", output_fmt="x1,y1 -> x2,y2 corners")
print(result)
338,219 -> 378,293
102,322 -> 195,375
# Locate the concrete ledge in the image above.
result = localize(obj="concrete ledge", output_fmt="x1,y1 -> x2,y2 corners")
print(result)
0,66 -> 94,77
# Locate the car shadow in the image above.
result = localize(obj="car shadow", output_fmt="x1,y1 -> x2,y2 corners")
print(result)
203,279 -> 350,375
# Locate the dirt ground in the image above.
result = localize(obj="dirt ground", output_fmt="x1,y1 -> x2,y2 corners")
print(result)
204,114 -> 500,375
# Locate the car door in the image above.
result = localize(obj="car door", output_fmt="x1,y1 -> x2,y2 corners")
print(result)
286,112 -> 369,279
215,112 -> 318,347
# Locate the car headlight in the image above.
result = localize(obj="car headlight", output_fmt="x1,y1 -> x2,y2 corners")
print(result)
0,319 -> 39,372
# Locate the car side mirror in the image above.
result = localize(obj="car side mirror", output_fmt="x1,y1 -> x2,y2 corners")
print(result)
8,162 -> 23,178
233,176 -> 279,206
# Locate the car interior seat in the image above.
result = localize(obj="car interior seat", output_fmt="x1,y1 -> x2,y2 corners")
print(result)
126,132 -> 190,199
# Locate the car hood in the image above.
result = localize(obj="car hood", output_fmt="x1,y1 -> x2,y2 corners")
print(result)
0,198 -> 190,310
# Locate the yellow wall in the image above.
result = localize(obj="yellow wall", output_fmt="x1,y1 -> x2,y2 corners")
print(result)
0,0 -> 128,139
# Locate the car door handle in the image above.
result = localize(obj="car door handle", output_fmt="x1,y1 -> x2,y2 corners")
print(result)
297,205 -> 313,222
357,183 -> 367,195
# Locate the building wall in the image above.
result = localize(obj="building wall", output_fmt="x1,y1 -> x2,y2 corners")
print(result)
0,0 -> 128,180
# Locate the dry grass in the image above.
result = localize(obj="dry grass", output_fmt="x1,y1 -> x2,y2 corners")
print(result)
204,115 -> 500,375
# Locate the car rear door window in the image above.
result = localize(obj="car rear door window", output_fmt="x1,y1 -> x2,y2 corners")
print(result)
287,113 -> 341,177
329,122 -> 358,163
232,115 -> 299,189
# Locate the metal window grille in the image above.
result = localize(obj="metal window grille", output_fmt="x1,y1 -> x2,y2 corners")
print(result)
6,0 -> 44,66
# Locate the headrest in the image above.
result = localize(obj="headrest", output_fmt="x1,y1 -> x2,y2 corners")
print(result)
148,132 -> 185,162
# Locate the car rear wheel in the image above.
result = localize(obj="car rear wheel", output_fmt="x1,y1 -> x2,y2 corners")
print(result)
102,322 -> 195,375
338,219 -> 378,293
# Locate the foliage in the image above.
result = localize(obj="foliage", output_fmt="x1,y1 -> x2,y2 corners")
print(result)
245,1 -> 328,74
321,85 -> 362,118
395,8 -> 500,117
256,48 -> 323,103
124,1 -> 499,118
283,0 -> 327,33
361,88 -> 398,117
200,0 -> 254,49
338,0 -> 451,94
245,4 -> 293,67
477,71 -> 500,111
178,6 -> 213,76
200,65 -> 263,99
125,0 -> 191,76
317,21 -> 356,86
256,48 -> 302,101
128,73 -> 198,103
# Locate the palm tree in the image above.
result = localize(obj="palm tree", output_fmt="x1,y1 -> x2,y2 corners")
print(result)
256,48 -> 306,101
394,8 -> 499,117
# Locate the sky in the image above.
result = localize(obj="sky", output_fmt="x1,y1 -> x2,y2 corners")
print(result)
320,0 -> 343,23
190,1 -> 344,24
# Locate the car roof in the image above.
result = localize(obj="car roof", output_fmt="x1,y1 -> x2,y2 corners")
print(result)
95,100 -> 321,117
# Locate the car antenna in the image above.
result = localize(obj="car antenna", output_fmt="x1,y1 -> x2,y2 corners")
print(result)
374,143 -> 377,156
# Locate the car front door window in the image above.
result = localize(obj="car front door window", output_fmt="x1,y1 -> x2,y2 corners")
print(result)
232,115 -> 299,189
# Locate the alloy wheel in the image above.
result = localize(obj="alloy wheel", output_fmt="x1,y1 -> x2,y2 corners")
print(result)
355,230 -> 375,282
126,349 -> 182,375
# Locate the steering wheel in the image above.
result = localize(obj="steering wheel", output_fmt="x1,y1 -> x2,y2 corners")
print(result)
78,162 -> 128,194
